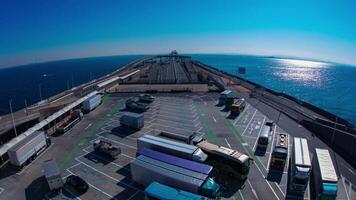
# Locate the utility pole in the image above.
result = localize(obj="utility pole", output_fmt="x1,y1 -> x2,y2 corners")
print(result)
24,99 -> 28,116
9,99 -> 18,137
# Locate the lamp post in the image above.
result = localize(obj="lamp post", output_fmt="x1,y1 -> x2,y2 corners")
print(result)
9,99 -> 18,137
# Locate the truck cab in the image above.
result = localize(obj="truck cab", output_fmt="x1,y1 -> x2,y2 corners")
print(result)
200,177 -> 222,199
230,98 -> 246,116
218,90 -> 232,106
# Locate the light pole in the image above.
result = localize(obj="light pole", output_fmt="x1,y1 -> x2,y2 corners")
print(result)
9,99 -> 18,137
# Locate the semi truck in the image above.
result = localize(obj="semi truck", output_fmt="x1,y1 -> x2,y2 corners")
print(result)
137,148 -> 213,175
8,131 -> 50,168
218,90 -> 232,106
57,109 -> 83,134
139,94 -> 155,103
312,149 -> 338,200
230,98 -> 246,116
120,112 -> 144,129
137,135 -> 208,162
144,182 -> 211,200
270,133 -> 288,169
43,159 -> 63,191
159,131 -> 205,145
93,140 -> 121,159
289,137 -> 312,195
131,155 -> 221,199
82,94 -> 102,112
125,98 -> 149,112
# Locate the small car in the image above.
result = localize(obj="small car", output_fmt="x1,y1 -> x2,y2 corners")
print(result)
65,175 -> 89,193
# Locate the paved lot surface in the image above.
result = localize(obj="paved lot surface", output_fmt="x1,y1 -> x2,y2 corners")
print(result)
0,92 -> 354,200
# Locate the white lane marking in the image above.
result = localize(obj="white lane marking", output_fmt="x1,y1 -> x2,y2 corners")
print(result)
212,115 -> 217,123
247,179 -> 259,200
67,168 -> 117,199
84,123 -> 93,130
342,176 -> 351,200
63,187 -> 82,200
242,110 -> 258,136
0,187 -> 4,195
224,138 -> 232,148
254,161 -> 281,200
266,125 -> 277,170
127,190 -> 140,200
253,116 -> 266,150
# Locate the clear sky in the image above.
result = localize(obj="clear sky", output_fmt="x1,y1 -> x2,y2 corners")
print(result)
1,0 -> 355,67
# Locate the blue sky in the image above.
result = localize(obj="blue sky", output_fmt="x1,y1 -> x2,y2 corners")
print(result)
0,0 -> 355,67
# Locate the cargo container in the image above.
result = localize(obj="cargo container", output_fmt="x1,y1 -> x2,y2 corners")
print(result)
289,137 -> 312,194
137,135 -> 207,162
137,148 -> 212,175
144,182 -> 211,200
82,94 -> 101,112
120,112 -> 144,129
159,131 -> 205,145
312,149 -> 338,200
8,131 -> 49,168
43,159 -> 63,191
131,155 -> 221,199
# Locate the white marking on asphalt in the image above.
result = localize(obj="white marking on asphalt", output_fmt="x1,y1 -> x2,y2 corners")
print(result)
242,143 -> 249,146
247,179 -> 259,200
254,161 -> 281,200
0,187 -> 4,195
63,186 -> 82,200
84,123 -> 93,130
212,115 -> 217,123
253,116 -> 266,150
242,110 -> 257,136
342,176 -> 351,200
224,138 -> 232,148
267,125 -> 277,170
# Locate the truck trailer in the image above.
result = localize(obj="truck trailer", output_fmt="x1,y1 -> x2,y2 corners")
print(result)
93,139 -> 121,159
159,131 -> 205,145
120,112 -> 144,129
8,131 -> 49,168
82,94 -> 101,112
312,149 -> 338,200
137,135 -> 207,162
43,159 -> 63,191
131,155 -> 221,199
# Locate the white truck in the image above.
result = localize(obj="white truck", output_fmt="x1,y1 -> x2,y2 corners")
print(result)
8,131 -> 49,168
289,137 -> 312,195
43,159 -> 63,191
137,135 -> 208,162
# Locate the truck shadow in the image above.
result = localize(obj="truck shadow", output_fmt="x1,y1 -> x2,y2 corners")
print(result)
0,164 -> 18,180
25,176 -> 49,200
84,151 -> 115,166
110,126 -> 137,138
266,169 -> 283,183
254,147 -> 267,156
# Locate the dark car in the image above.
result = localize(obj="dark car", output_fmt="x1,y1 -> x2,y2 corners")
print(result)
66,175 -> 89,193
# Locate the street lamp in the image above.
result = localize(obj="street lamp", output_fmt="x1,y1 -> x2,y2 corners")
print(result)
9,99 -> 18,137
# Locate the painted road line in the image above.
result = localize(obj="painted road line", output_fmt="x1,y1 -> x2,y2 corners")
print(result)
0,187 -> 4,195
127,191 -> 140,200
253,116 -> 266,150
84,123 -> 93,130
342,176 -> 351,200
233,104 -> 251,125
225,138 -> 232,148
62,187 -> 82,200
242,110 -> 258,136
247,179 -> 259,200
266,125 -> 277,170
254,160 -> 281,200
97,135 -> 137,150
212,115 -> 217,123
67,168 -> 118,200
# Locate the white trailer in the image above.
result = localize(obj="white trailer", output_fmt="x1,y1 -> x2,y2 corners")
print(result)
43,159 -> 63,191
8,131 -> 48,168
82,94 -> 101,112
137,135 -> 207,162
312,149 -> 338,199
289,137 -> 312,194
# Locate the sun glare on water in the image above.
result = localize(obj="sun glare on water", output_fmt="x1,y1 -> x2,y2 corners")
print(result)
274,58 -> 330,87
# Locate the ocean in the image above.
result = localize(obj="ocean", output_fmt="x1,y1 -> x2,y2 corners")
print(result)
0,54 -> 355,125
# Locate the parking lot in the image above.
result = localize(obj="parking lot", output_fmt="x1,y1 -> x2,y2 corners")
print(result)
0,92 -> 354,200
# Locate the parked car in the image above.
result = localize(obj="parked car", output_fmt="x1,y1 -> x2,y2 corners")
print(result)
65,175 -> 89,193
